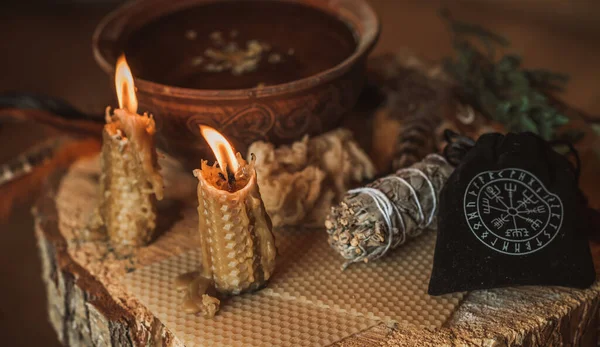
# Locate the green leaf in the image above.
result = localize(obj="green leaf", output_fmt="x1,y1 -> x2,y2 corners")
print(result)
520,117 -> 540,134
440,10 -> 574,140
497,55 -> 521,72
554,113 -> 570,126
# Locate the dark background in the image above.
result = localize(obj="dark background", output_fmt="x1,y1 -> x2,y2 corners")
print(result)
1,1 -> 599,345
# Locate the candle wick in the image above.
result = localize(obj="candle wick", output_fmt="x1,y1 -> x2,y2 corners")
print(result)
226,166 -> 236,191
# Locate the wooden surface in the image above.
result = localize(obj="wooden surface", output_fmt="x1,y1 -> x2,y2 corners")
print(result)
35,155 -> 600,346
1,1 -> 600,346
34,163 -> 176,347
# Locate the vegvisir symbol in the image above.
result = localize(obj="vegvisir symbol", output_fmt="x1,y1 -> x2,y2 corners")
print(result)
517,190 -> 538,207
482,198 -> 491,214
484,185 -> 504,204
492,214 -> 509,229
463,169 -> 563,255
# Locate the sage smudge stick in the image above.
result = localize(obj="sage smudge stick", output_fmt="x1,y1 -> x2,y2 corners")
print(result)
325,154 -> 453,269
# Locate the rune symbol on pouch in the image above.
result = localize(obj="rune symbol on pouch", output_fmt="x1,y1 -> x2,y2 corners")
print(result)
464,169 -> 563,256
484,185 -> 505,206
492,215 -> 509,229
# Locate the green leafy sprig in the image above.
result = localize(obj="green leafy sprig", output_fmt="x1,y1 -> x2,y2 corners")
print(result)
441,10 -> 570,140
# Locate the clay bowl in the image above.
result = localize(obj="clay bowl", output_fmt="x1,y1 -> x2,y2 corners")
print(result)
93,0 -> 379,168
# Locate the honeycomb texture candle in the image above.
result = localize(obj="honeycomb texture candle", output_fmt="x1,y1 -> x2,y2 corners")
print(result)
193,153 -> 276,295
98,107 -> 163,246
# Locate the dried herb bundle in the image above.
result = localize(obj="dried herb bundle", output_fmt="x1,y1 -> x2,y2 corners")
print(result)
441,10 -> 570,140
325,154 -> 453,268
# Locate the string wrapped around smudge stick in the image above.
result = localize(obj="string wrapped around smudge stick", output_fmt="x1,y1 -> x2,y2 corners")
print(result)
325,154 -> 453,269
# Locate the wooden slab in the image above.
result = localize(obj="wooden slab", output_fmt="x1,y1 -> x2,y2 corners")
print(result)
33,153 -> 600,347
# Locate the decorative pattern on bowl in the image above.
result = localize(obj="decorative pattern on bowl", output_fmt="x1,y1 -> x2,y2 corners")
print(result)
93,0 -> 379,168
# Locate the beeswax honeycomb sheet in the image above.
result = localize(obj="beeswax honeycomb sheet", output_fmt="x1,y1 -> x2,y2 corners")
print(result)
124,247 -> 376,347
124,224 -> 464,347
267,230 -> 464,325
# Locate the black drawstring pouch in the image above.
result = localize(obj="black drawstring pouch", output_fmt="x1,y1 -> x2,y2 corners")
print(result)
428,131 -> 595,295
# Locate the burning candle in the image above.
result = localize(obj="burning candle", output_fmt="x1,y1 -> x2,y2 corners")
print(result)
97,55 -> 163,246
193,126 -> 276,295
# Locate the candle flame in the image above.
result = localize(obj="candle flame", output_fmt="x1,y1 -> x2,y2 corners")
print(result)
115,55 -> 138,114
200,125 -> 240,174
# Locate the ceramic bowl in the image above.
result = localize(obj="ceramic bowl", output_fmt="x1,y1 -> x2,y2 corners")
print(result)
93,0 -> 379,167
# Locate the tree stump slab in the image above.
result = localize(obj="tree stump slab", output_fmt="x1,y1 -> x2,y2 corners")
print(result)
34,155 -> 600,347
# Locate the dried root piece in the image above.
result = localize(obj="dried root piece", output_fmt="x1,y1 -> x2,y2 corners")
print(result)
249,128 -> 375,228
326,154 -> 453,269
93,107 -> 164,247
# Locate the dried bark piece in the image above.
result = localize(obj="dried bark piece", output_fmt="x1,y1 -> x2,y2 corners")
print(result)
249,128 -> 376,228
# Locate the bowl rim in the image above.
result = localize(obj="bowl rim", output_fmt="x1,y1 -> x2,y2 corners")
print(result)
93,0 -> 380,100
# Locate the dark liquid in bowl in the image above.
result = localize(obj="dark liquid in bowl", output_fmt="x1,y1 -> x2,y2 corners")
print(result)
125,1 -> 357,90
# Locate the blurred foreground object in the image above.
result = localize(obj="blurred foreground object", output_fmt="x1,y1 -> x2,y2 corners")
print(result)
0,134 -> 99,220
